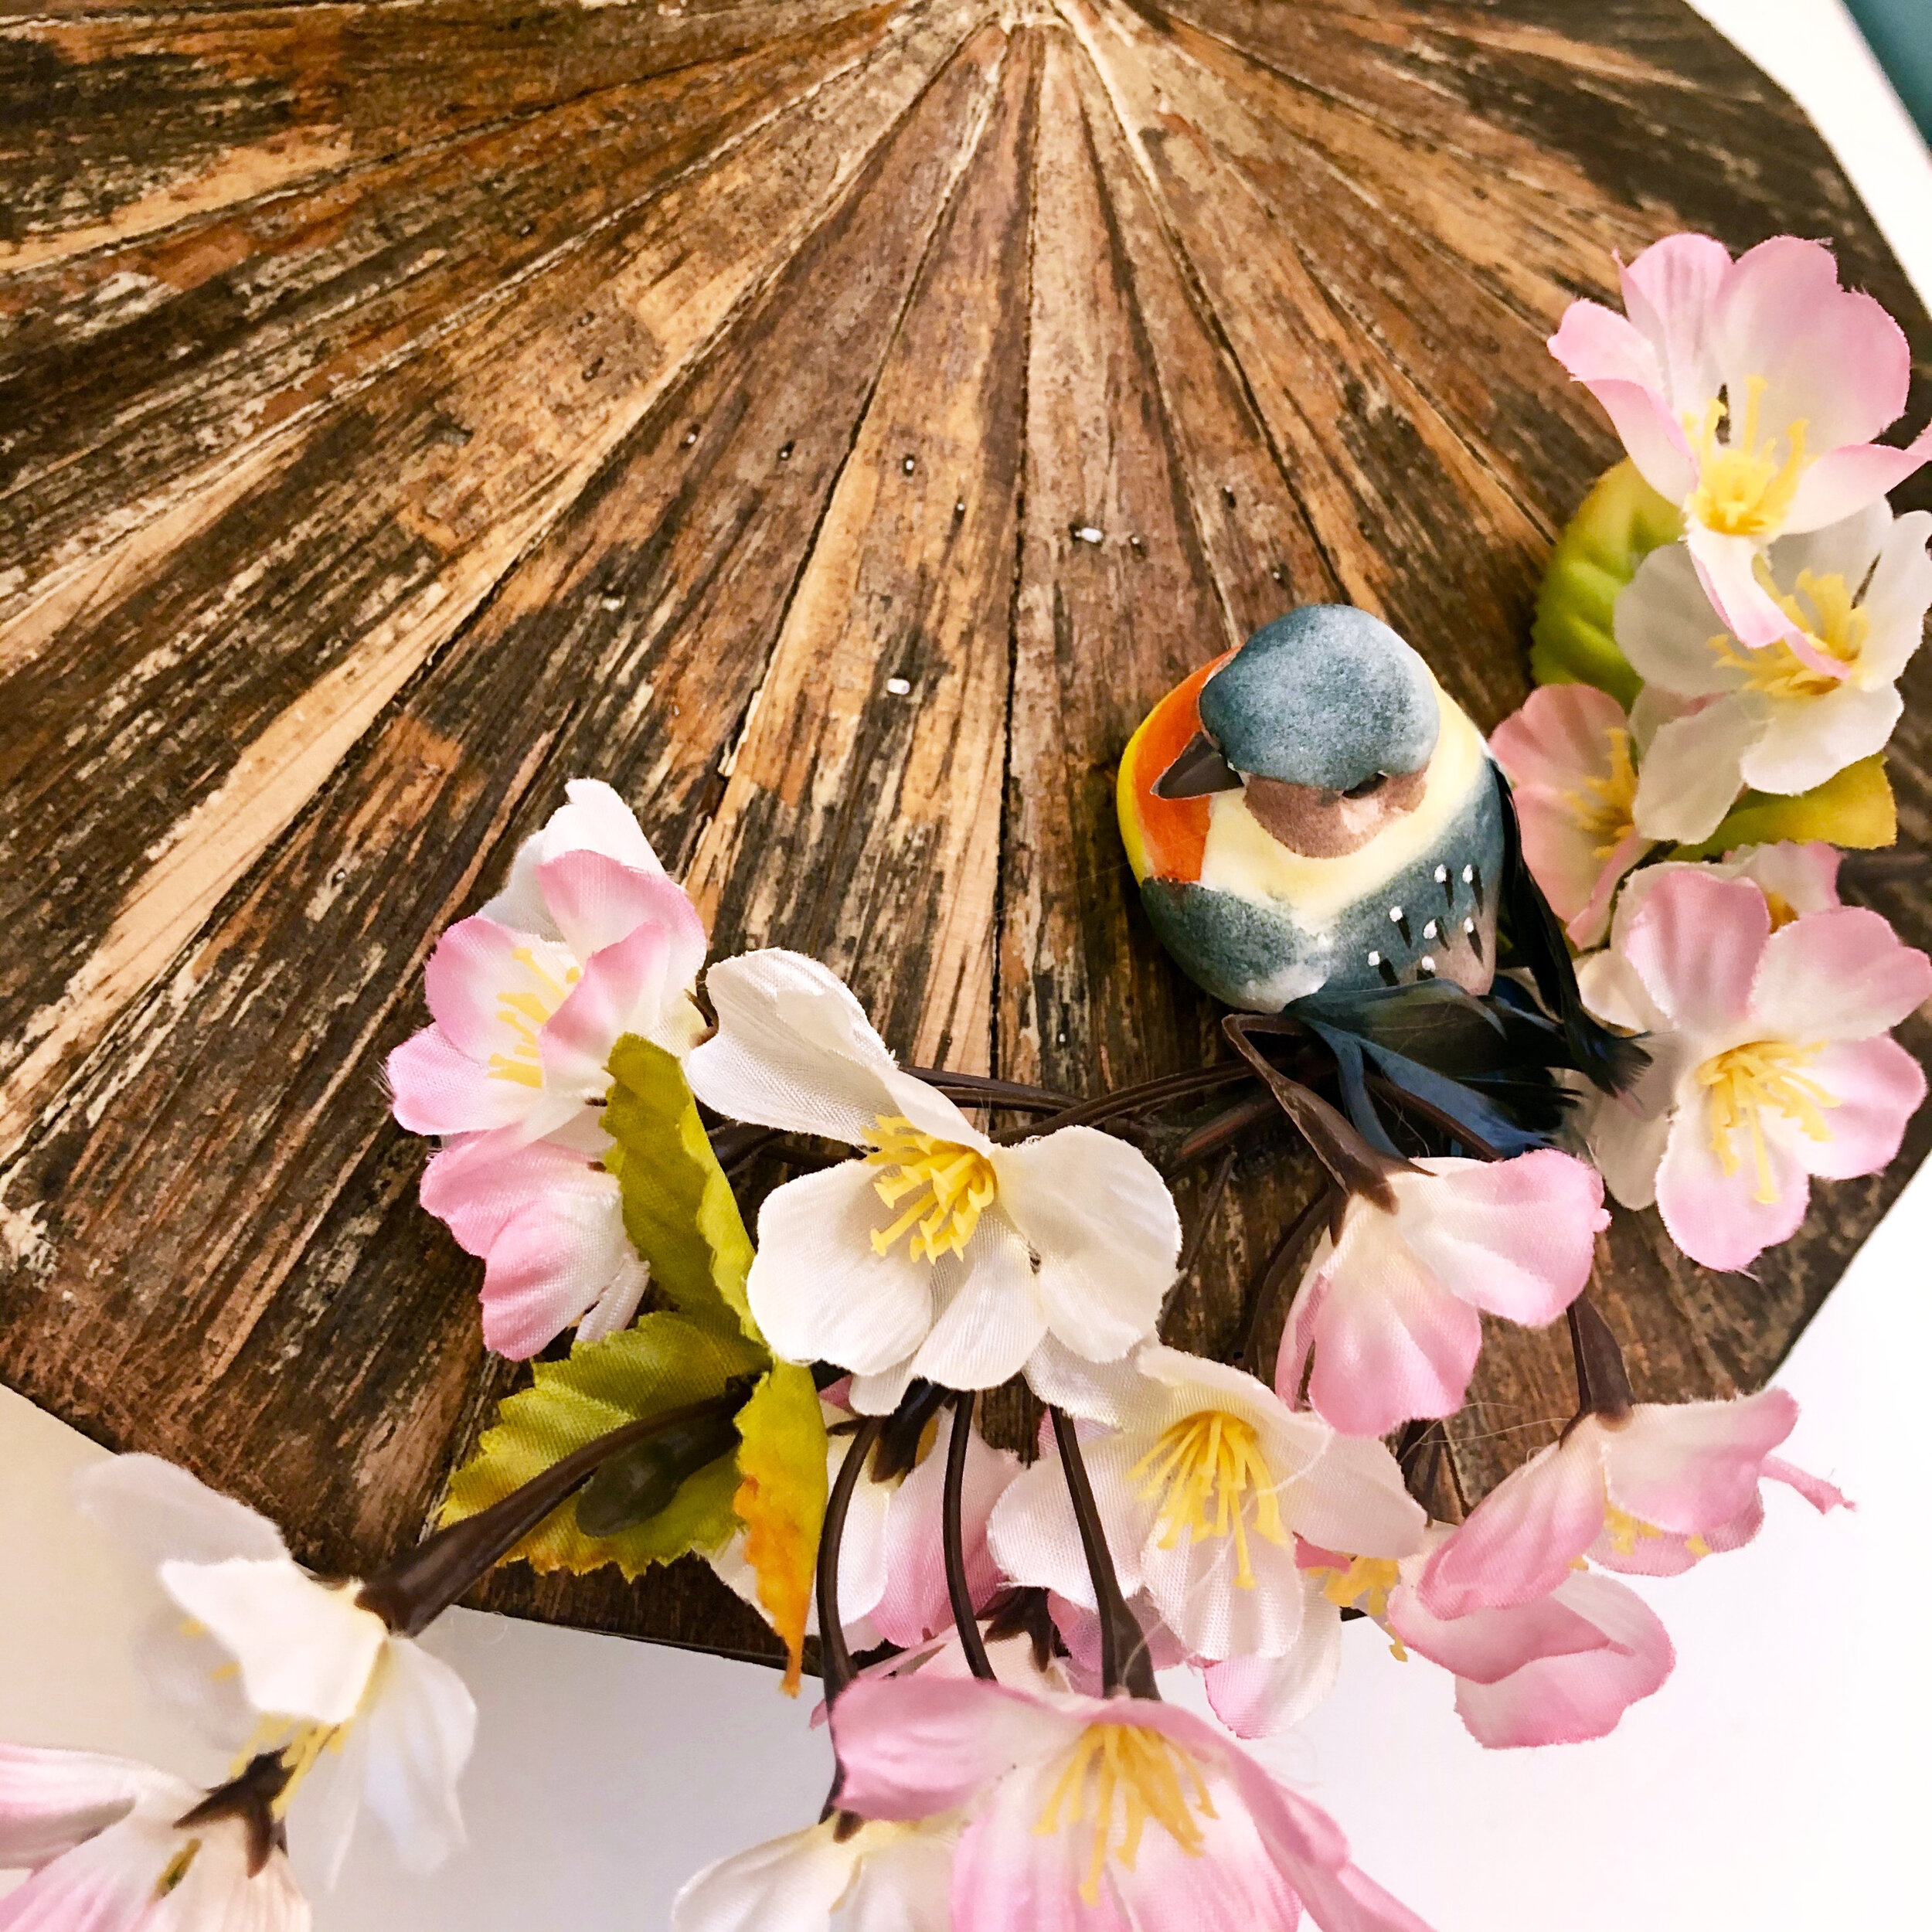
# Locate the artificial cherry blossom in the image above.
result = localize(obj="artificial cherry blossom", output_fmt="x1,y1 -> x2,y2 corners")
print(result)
420,1118 -> 648,1358
1275,1533 -> 1674,1750
672,1815 -> 957,1932
1549,233 -> 1932,648
1418,1386 -> 1847,1620
832,1674 -> 1435,1932
1489,682 -> 1658,945
1617,502 -> 1931,842
0,1743 -> 309,1932
1278,1152 -> 1607,1437
684,951 -> 1182,1409
387,781 -> 706,1144
712,1400 -> 1019,1654
1575,867 -> 1927,1269
77,1455 -> 476,1884
988,1345 -> 1423,1666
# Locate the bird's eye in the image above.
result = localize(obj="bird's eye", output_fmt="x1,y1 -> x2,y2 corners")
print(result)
1342,772 -> 1388,800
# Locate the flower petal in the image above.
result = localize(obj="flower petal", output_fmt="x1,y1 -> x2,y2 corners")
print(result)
0,1815 -> 177,1931
1392,1153 -> 1604,1326
536,852 -> 706,977
1384,1580 -> 1611,1686
1448,1572 -> 1673,1749
1280,1432 -> 1427,1560
419,1129 -> 606,1257
747,1163 -> 937,1375
1601,1389 -> 1798,1534
1783,423 -> 1932,532
385,1025 -> 531,1135
1546,299 -> 1696,499
1854,508 -> 1932,678
1777,1036 -> 1926,1181
1618,233 -> 1729,407
1584,1090 -> 1672,1211
1488,682 -> 1632,791
1202,1584 -> 1344,1738
1750,904 -> 1932,1044
479,1184 -> 639,1360
1685,524 -> 1795,650
1301,1223 -> 1483,1437
672,1823 -> 864,1932
832,1677 -> 1078,1822
1614,542 -> 1739,697
1654,1093 -> 1808,1273
1631,696 -> 1761,842
74,1454 -> 289,1572
156,1561 -> 386,1727
907,1215 -> 1049,1395
1417,1435 -> 1607,1617
1713,236 -> 1910,453
687,951 -> 949,1145
0,1748 -> 182,1871
1739,682 -> 1900,798
994,1128 -> 1179,1364
871,1411 -> 1019,1649
352,1637 -> 476,1875
1620,869 -> 1770,1037
986,1441 -> 1129,1612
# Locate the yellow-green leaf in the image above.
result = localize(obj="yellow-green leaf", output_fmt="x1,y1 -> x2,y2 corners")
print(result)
730,1362 -> 829,1693
1531,461 -> 1683,709
1670,754 -> 1896,860
440,1313 -> 764,1577
602,1035 -> 758,1341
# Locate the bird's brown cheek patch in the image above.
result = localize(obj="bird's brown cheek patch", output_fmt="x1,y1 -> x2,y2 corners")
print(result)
1243,767 -> 1428,856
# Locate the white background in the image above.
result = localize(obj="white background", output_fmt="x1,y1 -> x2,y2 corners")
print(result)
3,2 -> 1928,1926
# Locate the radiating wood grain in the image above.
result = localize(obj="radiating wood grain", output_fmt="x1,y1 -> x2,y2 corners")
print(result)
0,0 -> 1925,1655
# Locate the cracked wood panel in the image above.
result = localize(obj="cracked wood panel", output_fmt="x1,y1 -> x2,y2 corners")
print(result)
0,0 -> 1927,1655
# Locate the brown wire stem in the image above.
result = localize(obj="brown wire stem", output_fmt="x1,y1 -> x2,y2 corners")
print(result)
941,1393 -> 997,1682
816,1412 -> 887,1706
1049,1407 -> 1158,1700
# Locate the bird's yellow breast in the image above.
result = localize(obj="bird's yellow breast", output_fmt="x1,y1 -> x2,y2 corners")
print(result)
1196,682 -> 1488,936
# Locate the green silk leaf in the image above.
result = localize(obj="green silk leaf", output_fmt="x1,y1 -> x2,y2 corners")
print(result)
1670,754 -> 1897,860
441,1032 -> 829,1629
1531,461 -> 1683,709
730,1362 -> 830,1692
439,1312 -> 764,1577
602,1035 -> 759,1341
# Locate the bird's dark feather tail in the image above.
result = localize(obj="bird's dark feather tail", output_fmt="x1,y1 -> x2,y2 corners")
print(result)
1492,765 -> 1649,1097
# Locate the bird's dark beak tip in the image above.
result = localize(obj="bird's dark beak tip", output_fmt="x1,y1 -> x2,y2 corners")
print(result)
1151,730 -> 1242,801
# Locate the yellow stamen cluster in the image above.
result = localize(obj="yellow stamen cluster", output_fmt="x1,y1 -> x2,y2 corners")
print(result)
230,1715 -> 348,1819
864,1114 -> 998,1263
1684,376 -> 1808,537
1035,1723 -> 1217,1906
154,1840 -> 201,1898
1561,726 -> 1641,859
1313,1554 -> 1403,1622
1131,1411 -> 1287,1589
1696,1039 -> 1838,1204
1603,1501 -> 1710,1563
1309,1554 -> 1409,1659
485,947 -> 580,1088
1706,564 -> 1867,702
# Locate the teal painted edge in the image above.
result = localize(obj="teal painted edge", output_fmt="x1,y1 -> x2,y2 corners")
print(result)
1843,0 -> 1932,146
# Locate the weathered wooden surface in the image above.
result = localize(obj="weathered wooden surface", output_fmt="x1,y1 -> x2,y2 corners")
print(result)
1,0 -> 1926,1658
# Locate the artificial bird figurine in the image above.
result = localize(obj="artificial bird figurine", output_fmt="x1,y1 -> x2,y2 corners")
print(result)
1118,605 -> 1643,1154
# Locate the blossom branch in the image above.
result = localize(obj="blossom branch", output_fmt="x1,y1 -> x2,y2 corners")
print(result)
357,1387 -> 750,1636
1567,1295 -> 1634,1424
815,1413 -> 887,1705
1048,1406 -> 1158,1701
941,1393 -> 997,1682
